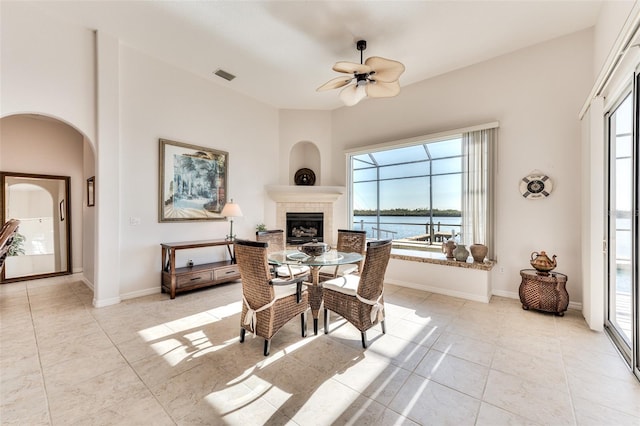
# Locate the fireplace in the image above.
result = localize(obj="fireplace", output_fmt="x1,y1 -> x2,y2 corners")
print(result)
286,212 -> 324,244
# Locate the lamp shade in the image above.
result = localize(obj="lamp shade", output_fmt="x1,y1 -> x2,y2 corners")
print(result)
339,84 -> 367,106
221,199 -> 243,218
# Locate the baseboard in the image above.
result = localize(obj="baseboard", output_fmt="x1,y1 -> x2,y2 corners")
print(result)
385,279 -> 491,303
490,289 -> 519,300
86,284 -> 158,306
93,295 -> 121,308
491,289 -> 583,310
386,284 -> 585,311
80,275 -> 94,291
568,301 -> 583,310
120,287 -> 160,301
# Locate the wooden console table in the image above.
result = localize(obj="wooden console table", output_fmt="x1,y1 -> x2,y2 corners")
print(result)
161,239 -> 240,299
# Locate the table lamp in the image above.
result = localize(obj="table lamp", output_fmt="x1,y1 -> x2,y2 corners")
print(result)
221,198 -> 243,240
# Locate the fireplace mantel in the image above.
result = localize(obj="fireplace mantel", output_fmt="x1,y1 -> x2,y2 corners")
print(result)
265,185 -> 345,203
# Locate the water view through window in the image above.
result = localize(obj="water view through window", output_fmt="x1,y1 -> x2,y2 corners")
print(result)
351,137 -> 462,248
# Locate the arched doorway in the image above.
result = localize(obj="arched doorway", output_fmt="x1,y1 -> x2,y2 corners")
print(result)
0,114 -> 96,289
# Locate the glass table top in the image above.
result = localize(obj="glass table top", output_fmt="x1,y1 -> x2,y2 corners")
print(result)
268,250 -> 363,267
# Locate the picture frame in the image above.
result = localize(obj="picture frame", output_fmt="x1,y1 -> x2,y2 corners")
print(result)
87,176 -> 95,207
159,138 -> 228,222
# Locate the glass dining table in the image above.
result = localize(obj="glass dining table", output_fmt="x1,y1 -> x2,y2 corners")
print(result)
268,250 -> 364,335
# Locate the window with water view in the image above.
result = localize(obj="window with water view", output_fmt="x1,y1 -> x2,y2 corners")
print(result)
351,136 -> 463,250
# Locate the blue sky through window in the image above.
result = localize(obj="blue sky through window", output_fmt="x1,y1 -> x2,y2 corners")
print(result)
352,137 -> 462,210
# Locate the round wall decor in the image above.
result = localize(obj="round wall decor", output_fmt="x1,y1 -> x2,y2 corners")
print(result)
520,172 -> 552,199
294,168 -> 316,186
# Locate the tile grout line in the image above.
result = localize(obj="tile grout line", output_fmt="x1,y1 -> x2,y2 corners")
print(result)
26,282 -> 54,426
80,287 -> 180,425
555,314 -> 579,426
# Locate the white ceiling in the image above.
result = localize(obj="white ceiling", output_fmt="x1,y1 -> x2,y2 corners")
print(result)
32,1 -> 604,110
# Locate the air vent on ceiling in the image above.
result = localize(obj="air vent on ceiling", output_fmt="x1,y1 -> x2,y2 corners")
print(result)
214,69 -> 236,81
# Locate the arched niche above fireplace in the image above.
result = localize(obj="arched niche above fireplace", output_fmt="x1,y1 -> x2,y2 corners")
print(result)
289,141 -> 320,186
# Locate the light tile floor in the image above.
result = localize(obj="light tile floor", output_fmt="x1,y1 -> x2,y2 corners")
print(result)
1,274 -> 640,425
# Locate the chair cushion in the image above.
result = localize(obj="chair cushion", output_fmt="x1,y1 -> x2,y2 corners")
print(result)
271,281 -> 302,299
322,274 -> 360,296
318,263 -> 358,277
275,264 -> 310,277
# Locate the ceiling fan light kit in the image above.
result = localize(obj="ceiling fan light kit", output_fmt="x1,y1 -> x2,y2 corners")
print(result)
317,39 -> 405,106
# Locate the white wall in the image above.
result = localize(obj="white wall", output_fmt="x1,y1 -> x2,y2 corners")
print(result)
118,46 -> 280,298
593,0 -> 637,77
331,29 -> 594,304
83,140 -> 96,287
0,1 -> 95,142
278,110 -> 333,186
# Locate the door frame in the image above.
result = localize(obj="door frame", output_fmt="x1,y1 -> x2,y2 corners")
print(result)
0,171 -> 72,283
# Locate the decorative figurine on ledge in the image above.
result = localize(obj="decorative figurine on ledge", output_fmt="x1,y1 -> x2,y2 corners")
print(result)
453,244 -> 470,262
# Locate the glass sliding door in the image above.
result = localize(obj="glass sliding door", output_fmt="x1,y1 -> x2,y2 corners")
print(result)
606,80 -> 638,379
636,71 -> 640,380
606,90 -> 633,359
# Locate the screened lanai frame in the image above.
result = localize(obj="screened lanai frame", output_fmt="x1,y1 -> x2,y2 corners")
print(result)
345,122 -> 499,252
350,137 -> 463,244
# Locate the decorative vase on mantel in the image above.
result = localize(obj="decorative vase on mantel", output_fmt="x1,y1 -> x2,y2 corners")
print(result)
470,243 -> 488,263
453,244 -> 470,262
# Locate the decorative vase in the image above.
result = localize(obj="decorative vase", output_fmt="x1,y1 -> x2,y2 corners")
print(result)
443,240 -> 456,259
470,243 -> 488,263
453,244 -> 469,262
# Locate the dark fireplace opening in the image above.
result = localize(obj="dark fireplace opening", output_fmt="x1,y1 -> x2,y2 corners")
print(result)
286,212 -> 324,245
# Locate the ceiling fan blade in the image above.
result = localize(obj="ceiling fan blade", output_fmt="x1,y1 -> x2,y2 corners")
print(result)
366,80 -> 401,98
333,61 -> 372,74
365,56 -> 406,82
316,76 -> 354,91
339,84 -> 367,106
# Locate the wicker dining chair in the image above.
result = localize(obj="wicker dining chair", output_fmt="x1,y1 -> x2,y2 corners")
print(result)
0,219 -> 21,274
235,239 -> 310,356
256,229 -> 310,278
318,229 -> 367,281
323,239 -> 392,348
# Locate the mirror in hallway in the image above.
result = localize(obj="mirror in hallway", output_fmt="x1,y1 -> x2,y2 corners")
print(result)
1,172 -> 71,282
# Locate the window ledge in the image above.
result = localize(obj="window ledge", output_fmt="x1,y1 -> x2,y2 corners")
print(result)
390,248 -> 496,271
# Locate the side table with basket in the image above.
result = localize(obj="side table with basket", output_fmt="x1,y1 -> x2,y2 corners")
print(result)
519,250 -> 569,316
519,269 -> 569,316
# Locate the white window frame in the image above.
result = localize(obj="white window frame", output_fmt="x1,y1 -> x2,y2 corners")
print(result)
345,122 -> 498,256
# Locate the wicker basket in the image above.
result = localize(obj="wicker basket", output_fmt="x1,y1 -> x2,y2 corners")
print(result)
519,269 -> 569,316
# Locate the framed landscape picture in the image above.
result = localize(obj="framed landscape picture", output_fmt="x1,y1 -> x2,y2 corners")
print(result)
159,138 -> 228,222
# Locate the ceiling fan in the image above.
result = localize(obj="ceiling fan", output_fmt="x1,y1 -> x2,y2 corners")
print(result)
317,40 -> 405,106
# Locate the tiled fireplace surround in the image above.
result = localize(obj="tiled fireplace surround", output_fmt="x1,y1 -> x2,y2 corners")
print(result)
266,185 -> 344,246
276,202 -> 333,245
